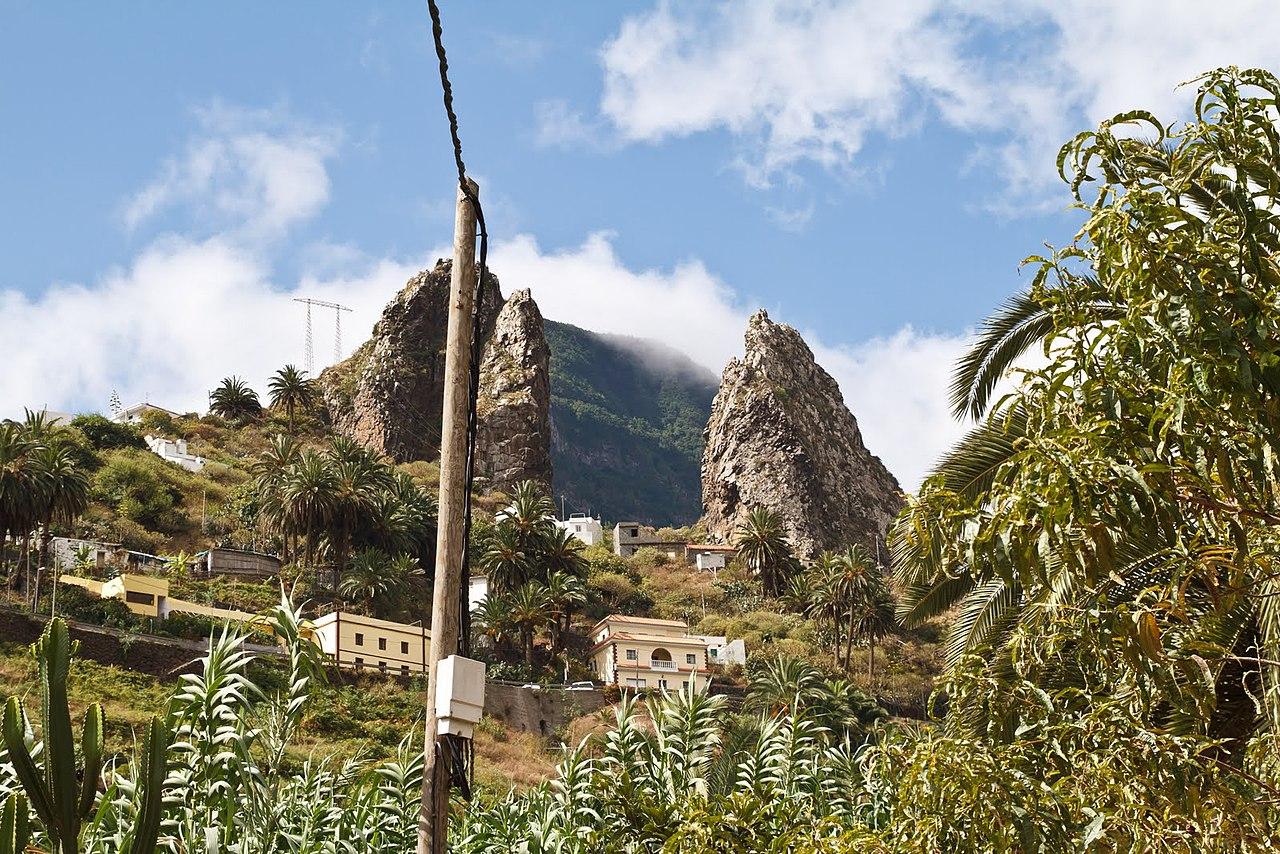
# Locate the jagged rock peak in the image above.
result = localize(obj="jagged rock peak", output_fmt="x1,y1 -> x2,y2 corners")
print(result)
700,309 -> 902,559
475,288 -> 553,492
320,260 -> 551,488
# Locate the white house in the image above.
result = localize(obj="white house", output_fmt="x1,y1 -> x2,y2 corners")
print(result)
693,635 -> 747,666
115,402 -> 181,425
555,513 -> 603,546
145,435 -> 205,472
468,575 -> 489,611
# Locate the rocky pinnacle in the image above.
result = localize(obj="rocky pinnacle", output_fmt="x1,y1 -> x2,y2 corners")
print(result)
700,309 -> 902,559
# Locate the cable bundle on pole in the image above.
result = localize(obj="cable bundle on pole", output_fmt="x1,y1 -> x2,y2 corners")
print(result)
425,0 -> 484,661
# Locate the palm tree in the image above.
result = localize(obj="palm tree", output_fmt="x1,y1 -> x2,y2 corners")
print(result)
833,545 -> 876,668
267,365 -> 316,433
279,450 -> 339,572
502,481 -> 555,557
472,594 -> 516,657
542,525 -> 588,581
849,579 -> 896,683
507,582 -> 551,667
0,423 -> 43,590
251,434 -> 301,559
479,523 -> 530,596
744,654 -> 825,716
733,507 -> 794,598
327,451 -> 389,581
209,376 -> 262,422
544,569 -> 587,651
340,549 -> 421,616
792,553 -> 845,667
30,445 -> 89,610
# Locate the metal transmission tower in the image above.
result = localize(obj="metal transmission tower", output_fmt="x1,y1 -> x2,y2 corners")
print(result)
293,298 -> 352,373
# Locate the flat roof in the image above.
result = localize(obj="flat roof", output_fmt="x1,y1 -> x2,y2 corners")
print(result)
312,611 -> 432,636
591,632 -> 711,653
592,614 -> 689,631
687,543 -> 736,553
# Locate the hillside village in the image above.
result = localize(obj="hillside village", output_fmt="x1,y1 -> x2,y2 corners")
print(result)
9,2 -> 1280,845
0,270 -> 940,792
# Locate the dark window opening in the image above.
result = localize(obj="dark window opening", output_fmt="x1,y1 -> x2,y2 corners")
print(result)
125,591 -> 154,606
355,633 -> 364,646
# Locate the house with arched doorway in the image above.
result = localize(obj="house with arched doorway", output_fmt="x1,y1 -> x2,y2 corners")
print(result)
589,614 -> 714,692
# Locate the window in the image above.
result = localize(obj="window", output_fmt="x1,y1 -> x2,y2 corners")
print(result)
125,591 -> 154,606
658,679 -> 669,690
378,661 -> 387,673
401,665 -> 410,676
625,678 -> 647,689
378,637 -> 387,651
709,648 -> 718,659
628,527 -> 638,537
354,657 -> 364,669
401,641 -> 410,654
625,649 -> 638,661
355,633 -> 364,646
685,654 -> 697,665
682,680 -> 688,689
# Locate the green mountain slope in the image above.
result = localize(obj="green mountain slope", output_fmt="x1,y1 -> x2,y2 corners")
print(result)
545,320 -> 717,526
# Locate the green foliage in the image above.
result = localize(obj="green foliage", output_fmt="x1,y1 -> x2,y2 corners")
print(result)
1,618 -> 168,854
208,376 -> 262,423
545,319 -> 716,524
68,415 -> 144,453
90,450 -> 184,529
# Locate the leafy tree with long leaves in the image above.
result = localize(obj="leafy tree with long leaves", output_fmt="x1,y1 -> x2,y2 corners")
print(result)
894,67 -> 1280,764
267,364 -> 317,433
208,376 -> 262,423
733,506 -> 795,598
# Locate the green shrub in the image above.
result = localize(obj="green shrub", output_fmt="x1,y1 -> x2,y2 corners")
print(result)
91,450 -> 186,529
70,414 -> 145,451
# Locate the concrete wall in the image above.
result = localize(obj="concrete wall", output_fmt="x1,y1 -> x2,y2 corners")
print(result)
0,609 -> 209,678
483,682 -> 609,738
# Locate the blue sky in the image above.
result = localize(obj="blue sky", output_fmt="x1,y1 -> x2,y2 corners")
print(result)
4,1 -> 1280,486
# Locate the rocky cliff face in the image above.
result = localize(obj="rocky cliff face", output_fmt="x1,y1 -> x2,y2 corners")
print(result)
701,310 -> 902,559
321,260 -> 552,492
474,289 -> 553,492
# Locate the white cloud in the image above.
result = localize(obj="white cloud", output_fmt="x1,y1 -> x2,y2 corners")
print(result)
6,105 -> 970,492
123,103 -> 340,238
533,99 -> 610,151
0,237 -> 420,420
593,0 -> 1280,206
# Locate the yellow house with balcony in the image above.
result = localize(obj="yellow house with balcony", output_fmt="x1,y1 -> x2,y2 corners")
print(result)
589,614 -> 713,692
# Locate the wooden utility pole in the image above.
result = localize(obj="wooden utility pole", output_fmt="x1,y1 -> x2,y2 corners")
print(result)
419,178 -> 479,854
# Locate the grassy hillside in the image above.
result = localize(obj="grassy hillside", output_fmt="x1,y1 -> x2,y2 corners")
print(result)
545,320 -> 718,525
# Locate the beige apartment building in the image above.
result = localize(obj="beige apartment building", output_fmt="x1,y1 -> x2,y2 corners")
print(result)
310,611 -> 431,677
590,614 -> 713,692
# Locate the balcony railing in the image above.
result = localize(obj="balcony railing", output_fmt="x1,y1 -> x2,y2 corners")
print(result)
649,659 -> 677,671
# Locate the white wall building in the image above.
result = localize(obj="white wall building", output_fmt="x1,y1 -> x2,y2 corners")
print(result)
468,575 -> 489,612
693,635 -> 747,666
115,402 -> 181,425
555,513 -> 603,546
145,435 -> 206,472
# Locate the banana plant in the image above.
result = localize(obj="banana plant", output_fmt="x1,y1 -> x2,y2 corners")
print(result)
1,618 -> 169,854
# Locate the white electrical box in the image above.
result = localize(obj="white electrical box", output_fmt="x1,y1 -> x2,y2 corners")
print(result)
435,655 -> 486,738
